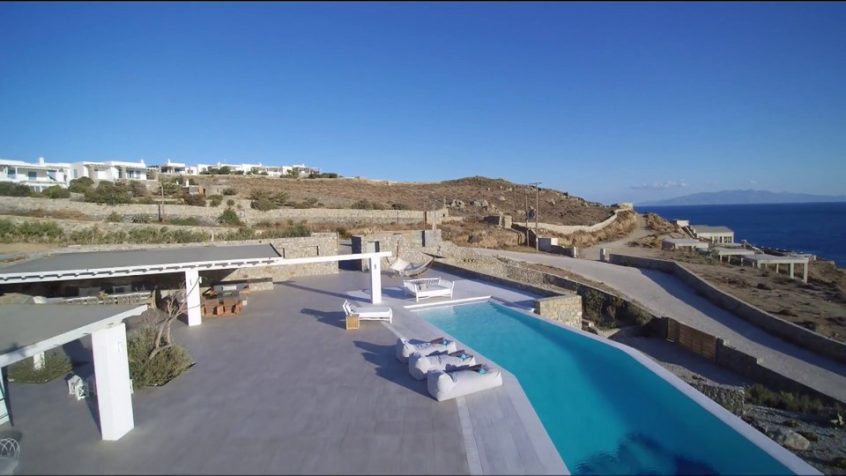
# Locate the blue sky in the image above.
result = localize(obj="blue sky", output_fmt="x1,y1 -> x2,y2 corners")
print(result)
1,2 -> 844,204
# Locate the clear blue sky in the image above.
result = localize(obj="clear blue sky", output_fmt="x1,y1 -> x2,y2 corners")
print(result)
1,2 -> 844,204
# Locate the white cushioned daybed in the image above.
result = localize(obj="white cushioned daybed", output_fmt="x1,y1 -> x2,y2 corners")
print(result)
402,277 -> 454,302
427,365 -> 503,401
395,337 -> 457,363
408,350 -> 476,380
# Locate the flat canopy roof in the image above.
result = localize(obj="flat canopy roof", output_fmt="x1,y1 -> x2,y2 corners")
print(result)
714,247 -> 756,256
663,238 -> 708,245
0,304 -> 145,367
692,225 -> 734,234
0,244 -> 280,274
745,254 -> 810,264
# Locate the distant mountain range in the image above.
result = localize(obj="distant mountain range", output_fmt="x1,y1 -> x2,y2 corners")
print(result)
638,190 -> 846,206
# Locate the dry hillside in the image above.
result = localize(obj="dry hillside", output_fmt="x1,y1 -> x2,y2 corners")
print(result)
193,175 -> 614,226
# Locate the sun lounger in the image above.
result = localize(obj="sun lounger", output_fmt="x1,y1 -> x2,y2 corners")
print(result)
395,337 -> 458,363
342,299 -> 392,323
403,277 -> 454,302
427,365 -> 503,401
408,350 -> 476,380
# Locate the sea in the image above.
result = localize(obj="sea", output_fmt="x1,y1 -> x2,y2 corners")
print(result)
637,202 -> 846,268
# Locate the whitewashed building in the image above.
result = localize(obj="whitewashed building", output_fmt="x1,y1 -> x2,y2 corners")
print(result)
72,160 -> 150,182
159,159 -> 188,175
0,157 -> 73,191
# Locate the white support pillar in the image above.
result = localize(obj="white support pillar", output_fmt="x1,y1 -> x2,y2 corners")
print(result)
803,262 -> 808,283
185,269 -> 202,327
33,351 -> 45,371
789,262 -> 795,279
92,323 -> 134,441
0,368 -> 9,426
370,256 -> 382,304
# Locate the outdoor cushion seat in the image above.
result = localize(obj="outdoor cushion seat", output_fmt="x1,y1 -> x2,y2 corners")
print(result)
395,337 -> 457,363
408,351 -> 477,380
427,366 -> 503,402
342,300 -> 392,322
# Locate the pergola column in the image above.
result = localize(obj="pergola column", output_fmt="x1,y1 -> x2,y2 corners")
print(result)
185,269 -> 202,326
370,256 -> 382,304
789,263 -> 795,279
92,323 -> 134,441
803,262 -> 808,283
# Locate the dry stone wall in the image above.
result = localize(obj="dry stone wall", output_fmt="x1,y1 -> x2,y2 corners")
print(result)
0,196 -> 442,226
535,295 -> 583,328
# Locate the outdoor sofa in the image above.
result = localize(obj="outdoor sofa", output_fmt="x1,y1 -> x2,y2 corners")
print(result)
427,365 -> 503,402
342,300 -> 393,323
408,350 -> 476,380
395,337 -> 458,363
403,277 -> 454,302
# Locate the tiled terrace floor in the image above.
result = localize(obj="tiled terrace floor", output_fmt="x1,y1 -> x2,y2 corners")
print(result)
3,268 -> 563,475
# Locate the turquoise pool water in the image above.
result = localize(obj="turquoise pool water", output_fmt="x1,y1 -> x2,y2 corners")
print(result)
419,301 -> 797,475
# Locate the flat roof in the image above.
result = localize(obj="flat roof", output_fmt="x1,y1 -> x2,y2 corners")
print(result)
745,254 -> 810,264
663,238 -> 708,245
714,247 -> 756,256
692,225 -> 734,234
0,304 -> 145,366
0,244 -> 280,274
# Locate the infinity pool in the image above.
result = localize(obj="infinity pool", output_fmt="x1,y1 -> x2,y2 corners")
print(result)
419,301 -> 812,475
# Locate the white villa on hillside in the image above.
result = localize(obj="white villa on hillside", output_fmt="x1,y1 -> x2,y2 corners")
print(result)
158,159 -> 187,175
195,162 -> 319,177
72,160 -> 150,182
0,157 -> 73,191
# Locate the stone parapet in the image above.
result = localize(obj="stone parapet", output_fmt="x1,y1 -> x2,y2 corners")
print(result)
535,295 -> 583,329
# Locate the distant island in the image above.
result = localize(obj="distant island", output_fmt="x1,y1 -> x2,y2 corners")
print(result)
638,189 -> 846,207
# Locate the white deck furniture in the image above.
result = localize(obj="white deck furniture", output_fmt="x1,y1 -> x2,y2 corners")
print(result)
0,437 -> 20,475
395,337 -> 458,363
342,300 -> 393,323
408,351 -> 476,380
388,257 -> 433,278
427,365 -> 503,402
403,277 -> 454,302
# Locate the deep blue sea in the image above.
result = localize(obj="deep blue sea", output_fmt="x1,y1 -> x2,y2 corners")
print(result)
637,202 -> 846,267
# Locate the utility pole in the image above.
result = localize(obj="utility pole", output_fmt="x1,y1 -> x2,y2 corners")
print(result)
529,182 -> 541,250
524,187 -> 529,246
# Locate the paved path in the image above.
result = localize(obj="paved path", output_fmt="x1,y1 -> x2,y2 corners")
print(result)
474,248 -> 846,403
579,213 -> 652,260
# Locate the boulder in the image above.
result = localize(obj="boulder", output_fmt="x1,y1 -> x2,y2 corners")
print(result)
449,199 -> 465,209
774,429 -> 811,451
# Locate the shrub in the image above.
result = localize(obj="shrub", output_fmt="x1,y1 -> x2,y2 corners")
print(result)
391,202 -> 410,210
208,194 -> 223,207
167,217 -> 200,226
106,211 -> 123,223
84,181 -> 132,205
129,180 -> 149,198
218,208 -> 242,226
746,384 -> 826,414
131,214 -> 153,224
226,199 -> 235,207
182,193 -> 206,207
335,226 -> 351,239
0,220 -> 65,243
7,351 -> 72,384
222,187 -> 238,196
68,176 -> 94,193
43,185 -> 70,199
0,182 -> 33,197
249,191 -> 288,211
127,328 -> 193,388
351,199 -> 386,210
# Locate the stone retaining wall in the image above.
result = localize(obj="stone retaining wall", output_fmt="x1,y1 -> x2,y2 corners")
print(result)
609,253 -> 846,364
0,196 -> 443,226
533,208 -> 622,235
350,230 -> 442,271
535,295 -> 583,328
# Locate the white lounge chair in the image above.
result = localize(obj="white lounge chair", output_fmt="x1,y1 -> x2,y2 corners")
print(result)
408,350 -> 477,380
0,437 -> 20,476
342,299 -> 392,323
403,277 -> 454,302
388,257 -> 434,278
427,365 -> 503,402
395,337 -> 458,363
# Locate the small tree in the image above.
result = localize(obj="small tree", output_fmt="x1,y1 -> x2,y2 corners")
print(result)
68,176 -> 94,193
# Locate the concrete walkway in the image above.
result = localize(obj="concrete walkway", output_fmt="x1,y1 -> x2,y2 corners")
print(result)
578,213 -> 651,260
474,248 -> 846,403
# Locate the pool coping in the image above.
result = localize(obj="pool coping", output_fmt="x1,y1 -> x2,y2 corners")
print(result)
482,299 -> 822,476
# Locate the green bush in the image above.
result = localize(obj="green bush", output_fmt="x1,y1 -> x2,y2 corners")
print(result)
106,211 -> 123,223
208,194 -> 223,207
249,191 -> 288,211
183,193 -> 206,207
167,217 -> 200,226
746,384 -> 826,414
222,187 -> 238,196
68,176 -> 94,193
129,180 -> 149,198
0,182 -> 33,197
218,208 -> 243,226
7,351 -> 72,384
131,214 -> 153,224
84,181 -> 132,205
127,328 -> 193,388
0,220 -> 64,243
43,185 -> 70,199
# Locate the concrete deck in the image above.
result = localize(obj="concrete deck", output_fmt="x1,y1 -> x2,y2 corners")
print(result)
474,248 -> 846,403
2,269 -> 564,475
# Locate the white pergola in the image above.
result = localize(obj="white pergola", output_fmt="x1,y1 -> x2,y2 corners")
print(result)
741,253 -> 810,283
0,246 -> 392,441
0,304 -> 146,440
0,249 -> 392,326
